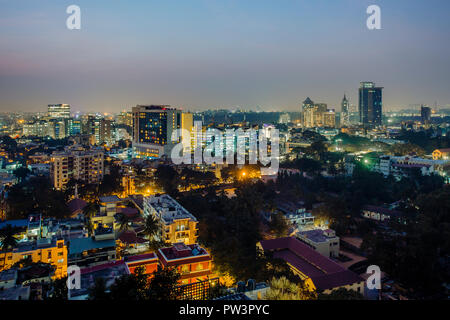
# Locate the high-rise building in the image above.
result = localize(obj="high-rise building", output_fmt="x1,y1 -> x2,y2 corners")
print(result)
302,98 -> 332,128
132,105 -> 181,159
302,97 -> 315,128
359,82 -> 383,127
421,105 -> 431,125
85,117 -> 113,145
22,120 -> 52,137
117,111 -> 133,127
341,94 -> 350,126
48,104 -> 71,119
278,113 -> 291,124
181,112 -> 194,154
322,109 -> 336,128
50,145 -> 104,190
66,118 -> 82,136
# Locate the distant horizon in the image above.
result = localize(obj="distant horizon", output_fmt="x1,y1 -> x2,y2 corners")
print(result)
2,102 -> 450,116
1,1 -> 450,113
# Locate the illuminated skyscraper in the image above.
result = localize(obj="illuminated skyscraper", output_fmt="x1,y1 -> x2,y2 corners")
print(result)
48,104 -> 71,119
132,105 -> 181,159
341,94 -> 350,126
359,82 -> 383,127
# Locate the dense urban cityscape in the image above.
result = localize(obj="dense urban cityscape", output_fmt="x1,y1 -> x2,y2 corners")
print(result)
0,1 -> 449,315
0,89 -> 449,302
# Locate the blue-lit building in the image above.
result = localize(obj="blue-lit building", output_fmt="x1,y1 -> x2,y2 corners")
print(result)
359,82 -> 383,128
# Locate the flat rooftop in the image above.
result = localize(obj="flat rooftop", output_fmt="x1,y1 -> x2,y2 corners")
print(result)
69,261 -> 130,299
158,243 -> 208,262
297,229 -> 337,243
145,194 -> 197,224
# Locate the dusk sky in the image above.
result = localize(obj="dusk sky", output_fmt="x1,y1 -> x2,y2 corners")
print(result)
1,0 -> 450,113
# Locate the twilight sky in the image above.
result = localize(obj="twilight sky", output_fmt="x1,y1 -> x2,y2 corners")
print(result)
1,0 -> 450,113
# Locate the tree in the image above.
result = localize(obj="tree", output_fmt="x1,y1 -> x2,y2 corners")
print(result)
268,212 -> 289,237
264,277 -> 316,300
89,277 -> 110,300
108,266 -> 149,300
115,213 -> 132,232
147,266 -> 181,300
13,167 -> 31,182
0,225 -> 19,251
82,201 -> 99,218
142,214 -> 160,239
318,288 -> 365,300
47,277 -> 68,300
154,165 -> 181,197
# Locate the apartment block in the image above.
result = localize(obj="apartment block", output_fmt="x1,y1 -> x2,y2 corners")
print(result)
143,194 -> 198,245
50,145 -> 104,190
0,237 -> 68,279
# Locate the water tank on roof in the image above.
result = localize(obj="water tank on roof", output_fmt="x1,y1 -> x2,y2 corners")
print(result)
247,279 -> 256,291
236,281 -> 246,293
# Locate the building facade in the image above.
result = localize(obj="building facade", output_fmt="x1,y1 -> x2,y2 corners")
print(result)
144,194 -> 198,245
132,105 -> 182,159
359,82 -> 383,128
50,145 -> 104,190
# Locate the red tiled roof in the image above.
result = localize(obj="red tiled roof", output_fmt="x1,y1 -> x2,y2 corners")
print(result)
67,198 -> 87,214
125,252 -> 157,263
259,237 -> 364,291
117,207 -> 139,216
80,260 -> 127,275
118,231 -> 148,244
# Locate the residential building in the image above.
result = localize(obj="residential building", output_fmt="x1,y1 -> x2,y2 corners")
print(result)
258,237 -> 365,295
50,145 -> 104,190
157,243 -> 213,285
0,237 -> 68,279
124,252 -> 159,276
68,260 -> 130,300
296,228 -> 340,258
362,205 -> 404,223
144,194 -> 198,245
432,148 -> 450,160
68,237 -> 116,268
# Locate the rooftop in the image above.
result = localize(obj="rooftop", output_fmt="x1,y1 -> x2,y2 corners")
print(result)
145,194 -> 197,224
297,229 -> 337,243
158,243 -> 208,261
68,237 -> 116,255
259,237 -> 363,291
69,261 -> 130,299
99,195 -> 121,203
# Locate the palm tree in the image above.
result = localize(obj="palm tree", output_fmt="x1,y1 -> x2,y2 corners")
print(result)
0,225 -> 19,251
82,201 -> 99,219
115,213 -> 132,232
142,215 -> 160,240
264,277 -> 316,300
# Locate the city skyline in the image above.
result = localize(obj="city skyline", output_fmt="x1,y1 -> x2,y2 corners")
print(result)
1,0 -> 450,113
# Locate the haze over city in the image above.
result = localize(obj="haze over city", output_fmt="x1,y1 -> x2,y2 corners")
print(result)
1,0 -> 450,113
